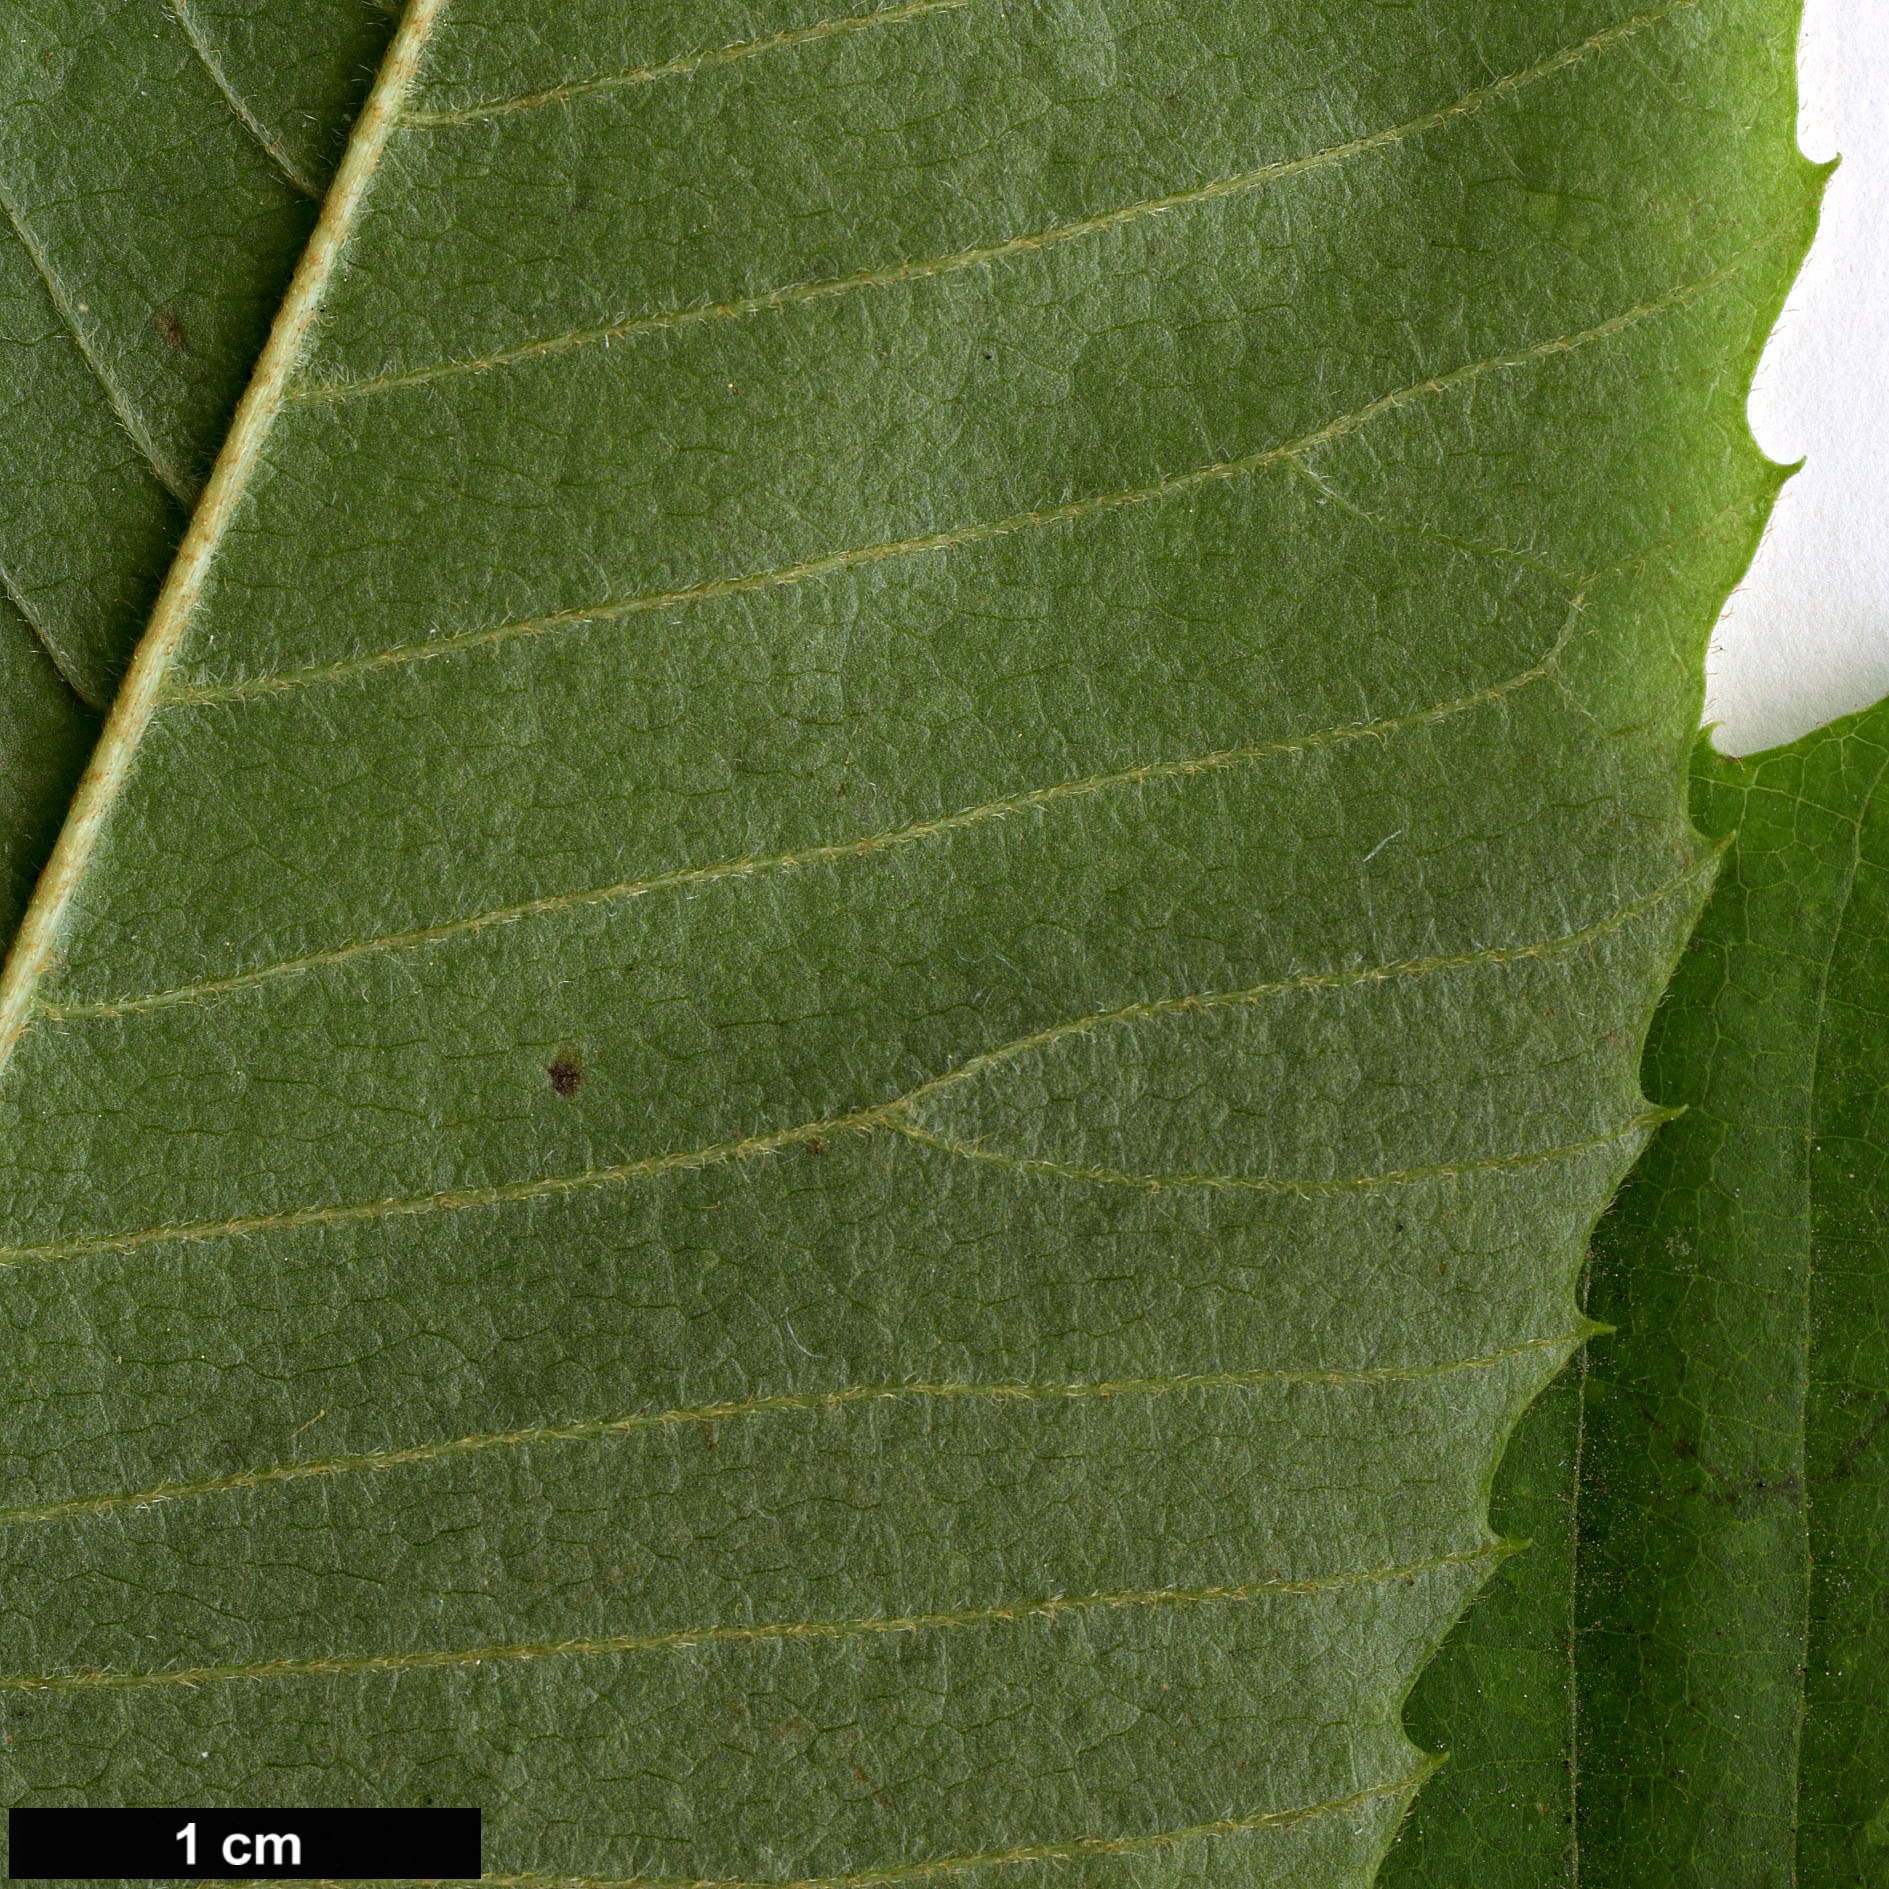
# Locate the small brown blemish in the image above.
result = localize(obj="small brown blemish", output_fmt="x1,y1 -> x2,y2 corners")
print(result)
154,310 -> 189,354
806,1138 -> 827,1156
546,1050 -> 583,1097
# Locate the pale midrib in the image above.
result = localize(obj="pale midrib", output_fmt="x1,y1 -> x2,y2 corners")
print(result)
0,1333 -> 1586,1531
0,1544 -> 1510,1694
60,598 -> 1588,1022
0,183 -> 193,506
178,262 -> 1735,711
161,0 -> 323,198
404,0 -> 987,127
291,4 -> 1687,406
0,0 -> 450,1075
303,1770 -> 1435,1889
1785,744 -> 1889,1881
0,865 -> 1701,1268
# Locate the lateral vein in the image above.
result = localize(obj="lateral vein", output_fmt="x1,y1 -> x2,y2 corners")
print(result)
404,0 -> 987,127
180,263 -> 1734,708
0,1334 -> 1585,1529
72,606 -> 1587,1021
0,557 -> 100,710
302,1771 -> 1436,1889
2,867 -> 1701,1267
0,184 -> 194,504
891,1112 -> 1670,1198
161,0 -> 324,198
0,1547 -> 1509,1692
293,5 -> 1687,405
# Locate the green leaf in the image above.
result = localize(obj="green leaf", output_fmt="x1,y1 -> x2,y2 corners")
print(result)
0,0 -> 390,936
1393,696 -> 1889,1884
0,2 -> 1814,1880
1587,700 -> 1889,1879
1383,1360 -> 1592,1881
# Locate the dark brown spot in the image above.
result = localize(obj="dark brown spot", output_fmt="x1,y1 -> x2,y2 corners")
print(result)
546,1051 -> 583,1097
807,1138 -> 827,1155
154,310 -> 189,354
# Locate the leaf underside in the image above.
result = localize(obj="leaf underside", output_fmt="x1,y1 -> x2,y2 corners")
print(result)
0,2 -> 1816,1884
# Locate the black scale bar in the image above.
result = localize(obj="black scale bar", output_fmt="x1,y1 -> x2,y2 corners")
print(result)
8,1808 -> 481,1880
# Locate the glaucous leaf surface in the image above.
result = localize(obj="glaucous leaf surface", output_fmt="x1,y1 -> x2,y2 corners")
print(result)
0,0 -> 391,937
1392,697 -> 1889,1886
0,2 -> 1815,1883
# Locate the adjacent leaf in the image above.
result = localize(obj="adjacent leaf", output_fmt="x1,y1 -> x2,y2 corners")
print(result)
0,2 -> 1814,1882
1383,1355 -> 1593,1881
1581,701 -> 1889,1879
1392,694 -> 1889,1884
0,0 -> 391,936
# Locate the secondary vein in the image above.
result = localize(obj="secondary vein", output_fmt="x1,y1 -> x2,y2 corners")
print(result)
160,0 -> 324,198
0,1547 -> 1509,1692
182,262 -> 1736,708
299,1771 -> 1435,1889
404,0 -> 987,127
70,606 -> 1588,1021
0,1334 -> 1586,1530
0,557 -> 101,711
0,183 -> 194,505
291,5 -> 1688,407
2,870 -> 1699,1267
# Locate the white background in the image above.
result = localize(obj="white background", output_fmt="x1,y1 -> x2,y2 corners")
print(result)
1704,0 -> 1889,754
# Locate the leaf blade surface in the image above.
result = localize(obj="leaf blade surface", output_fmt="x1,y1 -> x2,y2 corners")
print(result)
0,3 -> 1816,1881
